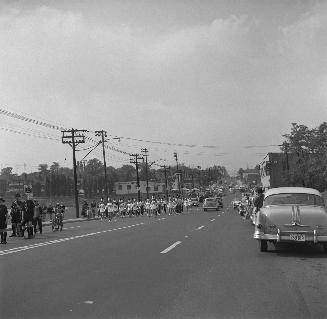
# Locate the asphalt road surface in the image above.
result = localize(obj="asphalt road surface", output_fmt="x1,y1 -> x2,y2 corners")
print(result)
1,194 -> 327,319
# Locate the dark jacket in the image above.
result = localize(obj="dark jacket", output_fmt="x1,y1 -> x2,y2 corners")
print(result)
11,200 -> 24,223
0,204 -> 8,228
254,193 -> 264,211
25,200 -> 35,221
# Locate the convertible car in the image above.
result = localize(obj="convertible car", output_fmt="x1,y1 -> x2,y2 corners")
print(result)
254,187 -> 327,252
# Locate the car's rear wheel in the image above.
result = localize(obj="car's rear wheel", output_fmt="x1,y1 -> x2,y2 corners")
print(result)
259,240 -> 268,252
203,208 -> 207,212
322,243 -> 327,253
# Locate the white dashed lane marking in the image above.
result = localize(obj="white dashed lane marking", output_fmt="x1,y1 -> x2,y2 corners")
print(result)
210,219 -> 215,222
0,223 -> 144,256
160,241 -> 182,254
197,226 -> 205,230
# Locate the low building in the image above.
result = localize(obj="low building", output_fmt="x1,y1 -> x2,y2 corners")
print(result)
243,168 -> 260,186
114,181 -> 165,197
260,152 -> 298,190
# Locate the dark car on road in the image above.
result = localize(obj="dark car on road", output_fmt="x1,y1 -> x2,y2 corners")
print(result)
203,198 -> 221,211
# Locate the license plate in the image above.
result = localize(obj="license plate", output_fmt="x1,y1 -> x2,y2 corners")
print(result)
289,233 -> 305,241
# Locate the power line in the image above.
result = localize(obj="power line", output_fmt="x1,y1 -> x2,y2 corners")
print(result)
0,127 -> 61,141
0,107 -> 66,131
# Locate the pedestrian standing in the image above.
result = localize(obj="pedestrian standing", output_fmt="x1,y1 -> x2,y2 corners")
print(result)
23,197 -> 35,239
33,200 -> 42,235
10,193 -> 24,237
0,198 -> 8,244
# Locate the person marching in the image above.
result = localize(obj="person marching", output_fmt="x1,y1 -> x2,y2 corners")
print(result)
106,200 -> 114,222
98,199 -> 106,220
0,198 -> 8,244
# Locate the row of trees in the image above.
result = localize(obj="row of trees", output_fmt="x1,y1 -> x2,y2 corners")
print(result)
0,159 -> 229,198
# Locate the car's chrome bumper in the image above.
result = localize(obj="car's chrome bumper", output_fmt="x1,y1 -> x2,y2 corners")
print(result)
254,229 -> 327,243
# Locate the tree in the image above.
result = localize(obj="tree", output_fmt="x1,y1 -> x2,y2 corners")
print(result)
116,165 -> 136,182
281,122 -> 327,190
38,164 -> 48,175
238,168 -> 244,180
50,162 -> 60,173
1,167 -> 13,177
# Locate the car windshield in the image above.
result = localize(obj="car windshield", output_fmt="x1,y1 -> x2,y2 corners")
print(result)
206,198 -> 216,202
264,193 -> 325,206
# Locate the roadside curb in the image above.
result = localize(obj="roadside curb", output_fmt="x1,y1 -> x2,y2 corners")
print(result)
6,217 -> 99,231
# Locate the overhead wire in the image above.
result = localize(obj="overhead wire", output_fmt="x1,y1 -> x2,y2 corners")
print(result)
0,126 -> 61,141
0,106 -> 281,167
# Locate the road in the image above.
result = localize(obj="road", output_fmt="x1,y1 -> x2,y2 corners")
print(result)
1,194 -> 327,319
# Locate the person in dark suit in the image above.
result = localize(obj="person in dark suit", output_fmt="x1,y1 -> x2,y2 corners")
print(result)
0,198 -> 8,244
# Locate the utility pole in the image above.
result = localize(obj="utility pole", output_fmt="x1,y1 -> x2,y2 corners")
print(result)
174,152 -> 181,196
160,165 -> 169,200
141,148 -> 149,199
62,129 -> 88,218
95,130 -> 108,203
130,154 -> 144,201
197,166 -> 201,187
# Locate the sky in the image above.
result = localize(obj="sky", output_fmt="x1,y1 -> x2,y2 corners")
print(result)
0,0 -> 326,175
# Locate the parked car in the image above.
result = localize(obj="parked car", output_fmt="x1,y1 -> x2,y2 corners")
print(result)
254,187 -> 327,252
203,198 -> 220,211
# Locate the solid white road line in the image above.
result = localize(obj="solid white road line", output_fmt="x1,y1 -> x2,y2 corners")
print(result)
197,226 -> 205,230
160,241 -> 182,254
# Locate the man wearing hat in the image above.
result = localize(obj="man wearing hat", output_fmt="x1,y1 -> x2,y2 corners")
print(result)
10,193 -> 24,237
22,196 -> 35,239
0,198 -> 8,244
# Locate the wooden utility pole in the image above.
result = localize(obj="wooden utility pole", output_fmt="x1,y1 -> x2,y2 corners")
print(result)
141,148 -> 149,199
160,165 -> 169,199
95,130 -> 108,203
62,129 -> 88,218
174,152 -> 181,196
130,154 -> 144,201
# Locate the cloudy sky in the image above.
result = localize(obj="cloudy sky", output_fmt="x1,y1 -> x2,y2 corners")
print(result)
0,0 -> 326,174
